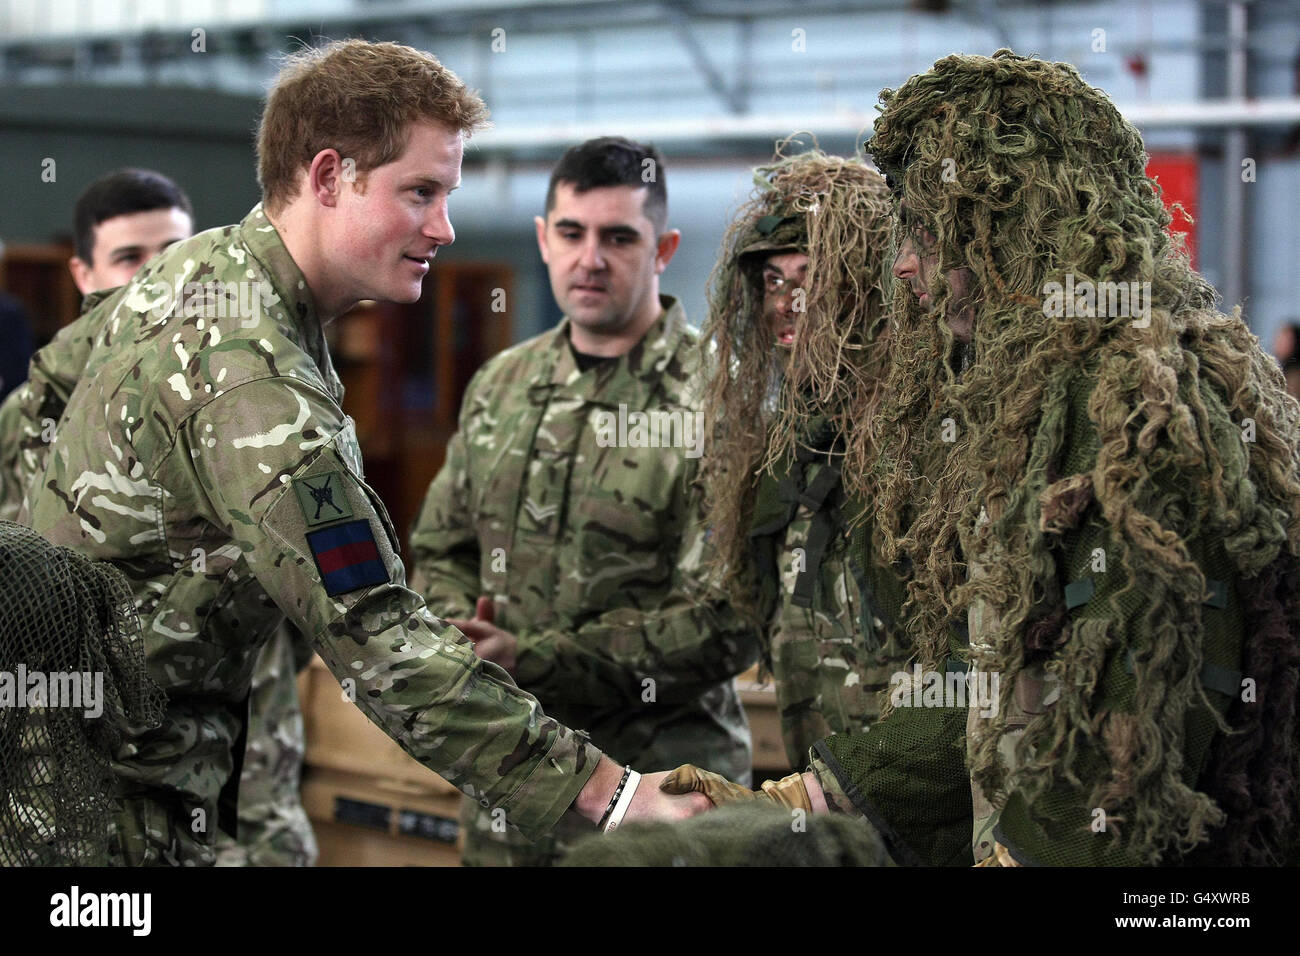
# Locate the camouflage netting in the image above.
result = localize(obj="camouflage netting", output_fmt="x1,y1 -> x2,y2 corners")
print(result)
560,802 -> 888,866
0,521 -> 165,865
860,49 -> 1300,864
698,141 -> 895,614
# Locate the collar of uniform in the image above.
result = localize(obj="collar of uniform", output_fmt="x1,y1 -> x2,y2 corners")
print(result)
536,295 -> 688,407
236,204 -> 338,397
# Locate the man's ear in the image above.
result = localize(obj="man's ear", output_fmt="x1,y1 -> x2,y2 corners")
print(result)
307,149 -> 346,207
654,229 -> 681,274
68,255 -> 95,296
534,215 -> 550,264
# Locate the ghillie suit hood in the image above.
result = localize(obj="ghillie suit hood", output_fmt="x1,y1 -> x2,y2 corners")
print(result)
698,144 -> 894,613
862,49 -> 1300,864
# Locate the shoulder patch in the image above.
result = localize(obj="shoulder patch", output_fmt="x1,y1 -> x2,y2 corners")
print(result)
306,518 -> 389,596
293,471 -> 353,527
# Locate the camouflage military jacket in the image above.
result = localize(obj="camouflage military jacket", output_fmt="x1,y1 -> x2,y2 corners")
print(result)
410,298 -> 759,783
0,299 -> 112,523
23,204 -> 600,865
1,297 -> 316,866
750,438 -> 908,766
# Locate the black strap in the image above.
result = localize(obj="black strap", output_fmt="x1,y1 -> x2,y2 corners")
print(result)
1066,575 -> 1227,611
799,461 -> 842,511
792,503 -> 838,608
1064,578 -> 1095,609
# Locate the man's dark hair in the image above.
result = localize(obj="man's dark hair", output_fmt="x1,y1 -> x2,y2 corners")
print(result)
73,169 -> 193,264
544,136 -> 667,233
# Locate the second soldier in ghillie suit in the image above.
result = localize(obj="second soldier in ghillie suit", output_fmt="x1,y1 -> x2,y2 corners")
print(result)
839,50 -> 1300,866
697,146 -> 908,767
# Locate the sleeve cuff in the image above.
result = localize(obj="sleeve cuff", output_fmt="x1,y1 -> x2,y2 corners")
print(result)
809,752 -> 862,817
497,730 -> 603,840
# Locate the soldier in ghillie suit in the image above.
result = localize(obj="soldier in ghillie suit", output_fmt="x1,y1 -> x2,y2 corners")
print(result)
669,51 -> 1300,868
851,49 -> 1299,866
697,146 -> 909,767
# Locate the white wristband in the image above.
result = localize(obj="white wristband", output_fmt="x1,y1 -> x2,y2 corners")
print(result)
602,769 -> 642,833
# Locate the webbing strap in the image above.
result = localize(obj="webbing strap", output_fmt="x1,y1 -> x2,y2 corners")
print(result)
1124,650 -> 1242,698
792,504 -> 839,608
799,462 -> 842,511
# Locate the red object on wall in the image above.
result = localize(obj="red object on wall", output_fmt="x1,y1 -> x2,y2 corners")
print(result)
1146,153 -> 1198,270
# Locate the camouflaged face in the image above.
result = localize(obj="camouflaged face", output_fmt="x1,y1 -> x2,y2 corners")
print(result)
21,205 -> 601,865
409,298 -> 762,865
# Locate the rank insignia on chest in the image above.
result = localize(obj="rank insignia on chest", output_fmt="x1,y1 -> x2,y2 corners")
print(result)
306,518 -> 389,596
293,470 -> 353,527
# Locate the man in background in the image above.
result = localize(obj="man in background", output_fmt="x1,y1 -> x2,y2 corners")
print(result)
410,136 -> 760,865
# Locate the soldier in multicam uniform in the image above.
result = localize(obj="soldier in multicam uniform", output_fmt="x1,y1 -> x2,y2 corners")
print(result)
409,136 -> 761,866
18,40 -> 707,866
670,51 -> 1300,868
1,170 -> 194,526
696,147 -> 907,767
0,168 -> 317,866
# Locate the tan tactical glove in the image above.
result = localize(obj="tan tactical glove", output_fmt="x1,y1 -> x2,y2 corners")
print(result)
660,765 -> 813,812
973,842 -> 1022,867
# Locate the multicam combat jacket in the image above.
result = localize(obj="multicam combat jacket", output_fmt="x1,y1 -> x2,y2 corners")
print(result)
410,299 -> 760,864
2,301 -> 317,866
22,205 -> 600,865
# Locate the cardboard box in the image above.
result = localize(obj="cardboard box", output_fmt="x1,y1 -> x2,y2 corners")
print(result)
739,678 -> 793,775
302,767 -> 461,867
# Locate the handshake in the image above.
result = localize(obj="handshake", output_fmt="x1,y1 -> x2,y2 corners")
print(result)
453,596 -> 828,832
576,759 -> 827,832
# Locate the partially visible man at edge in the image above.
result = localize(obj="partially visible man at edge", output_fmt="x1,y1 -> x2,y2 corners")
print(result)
409,136 -> 760,866
1,168 -> 320,866
1,169 -> 194,525
17,40 -> 707,866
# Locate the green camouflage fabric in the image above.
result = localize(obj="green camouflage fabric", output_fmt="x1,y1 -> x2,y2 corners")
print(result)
751,452 -> 908,767
1,292 -> 318,868
410,298 -> 760,866
810,372 -> 1251,867
0,299 -> 111,525
20,204 -> 601,866
0,394 -> 24,523
212,623 -> 317,867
